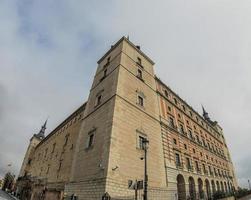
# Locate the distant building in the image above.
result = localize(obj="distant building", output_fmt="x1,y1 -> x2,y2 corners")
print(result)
17,37 -> 238,200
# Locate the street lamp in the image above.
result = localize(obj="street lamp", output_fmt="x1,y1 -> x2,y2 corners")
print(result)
142,138 -> 149,200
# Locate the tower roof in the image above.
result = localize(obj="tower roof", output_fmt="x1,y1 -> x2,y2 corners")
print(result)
34,119 -> 47,140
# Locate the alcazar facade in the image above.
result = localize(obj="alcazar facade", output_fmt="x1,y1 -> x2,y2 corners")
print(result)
17,37 -> 238,200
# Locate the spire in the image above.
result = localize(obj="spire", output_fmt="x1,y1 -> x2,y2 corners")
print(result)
202,105 -> 210,121
35,119 -> 47,140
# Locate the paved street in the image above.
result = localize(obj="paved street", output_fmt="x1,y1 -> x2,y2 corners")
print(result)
0,190 -> 15,200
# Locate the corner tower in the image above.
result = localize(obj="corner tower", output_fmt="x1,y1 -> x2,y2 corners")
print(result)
66,37 -> 167,199
18,120 -> 47,178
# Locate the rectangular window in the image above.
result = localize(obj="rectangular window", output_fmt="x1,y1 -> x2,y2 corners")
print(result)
186,157 -> 191,169
87,133 -> 94,148
179,124 -> 184,134
137,57 -> 142,65
195,161 -> 199,172
104,69 -> 107,77
169,117 -> 175,128
95,94 -> 102,107
173,138 -> 177,145
139,136 -> 146,150
175,153 -> 181,167
137,68 -> 143,80
138,96 -> 144,107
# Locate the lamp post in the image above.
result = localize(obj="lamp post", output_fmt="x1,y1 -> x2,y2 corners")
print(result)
142,138 -> 149,200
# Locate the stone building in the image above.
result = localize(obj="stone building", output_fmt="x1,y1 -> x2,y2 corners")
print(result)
17,37 -> 238,200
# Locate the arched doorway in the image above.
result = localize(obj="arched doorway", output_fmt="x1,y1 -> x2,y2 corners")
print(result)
220,181 -> 224,192
211,180 -> 216,195
198,178 -> 204,199
177,174 -> 186,200
205,179 -> 211,199
216,181 -> 220,191
189,177 -> 196,200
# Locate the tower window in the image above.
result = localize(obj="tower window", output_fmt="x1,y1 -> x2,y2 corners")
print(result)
137,57 -> 142,65
86,130 -> 95,149
137,69 -> 143,79
104,69 -> 107,77
95,94 -> 102,107
173,138 -> 177,145
138,96 -> 144,107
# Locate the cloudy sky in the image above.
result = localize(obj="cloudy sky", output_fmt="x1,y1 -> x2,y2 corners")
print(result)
0,0 -> 250,188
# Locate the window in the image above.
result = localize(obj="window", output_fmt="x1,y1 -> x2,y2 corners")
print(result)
190,111 -> 193,117
136,130 -> 147,150
193,148 -> 196,153
137,57 -> 142,65
87,133 -> 94,148
95,94 -> 102,106
138,96 -> 144,107
174,98 -> 178,105
182,105 -> 186,111
186,157 -> 191,169
164,90 -> 169,97
178,113 -> 181,118
203,164 -> 206,173
173,138 -> 177,145
195,161 -> 199,171
168,106 -> 171,112
139,135 -> 147,150
175,153 -> 181,166
104,69 -> 107,77
196,135 -> 200,143
137,69 -> 143,79
188,130 -> 193,139
179,124 -> 184,134
184,144 -> 187,150
169,117 -> 175,128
